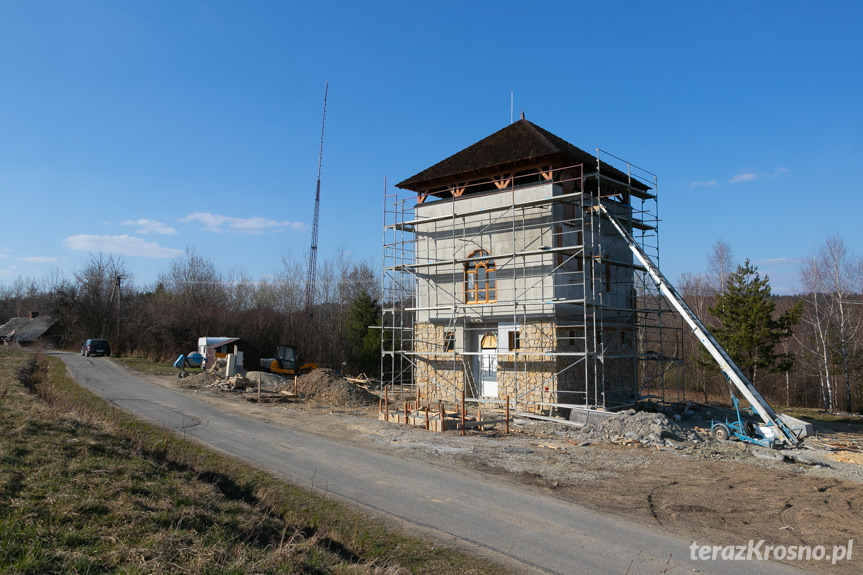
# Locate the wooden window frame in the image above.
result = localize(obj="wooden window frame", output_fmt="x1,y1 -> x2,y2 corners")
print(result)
444,331 -> 455,352
508,330 -> 521,351
464,249 -> 497,304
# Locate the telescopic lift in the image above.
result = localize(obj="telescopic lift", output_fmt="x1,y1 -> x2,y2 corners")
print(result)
596,203 -> 813,447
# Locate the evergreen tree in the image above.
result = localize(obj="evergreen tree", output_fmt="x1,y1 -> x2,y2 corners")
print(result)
708,260 -> 802,386
345,291 -> 381,376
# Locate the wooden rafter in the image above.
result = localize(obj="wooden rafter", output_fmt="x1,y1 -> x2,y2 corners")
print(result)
492,173 -> 513,190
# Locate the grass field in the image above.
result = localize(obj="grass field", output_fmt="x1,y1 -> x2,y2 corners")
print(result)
0,348 -> 507,574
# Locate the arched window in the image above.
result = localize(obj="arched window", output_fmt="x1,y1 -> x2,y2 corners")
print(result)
465,250 -> 496,304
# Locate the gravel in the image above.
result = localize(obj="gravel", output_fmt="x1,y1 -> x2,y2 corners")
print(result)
575,409 -> 701,447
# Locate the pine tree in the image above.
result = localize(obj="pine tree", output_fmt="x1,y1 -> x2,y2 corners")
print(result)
345,291 -> 381,376
708,260 -> 801,386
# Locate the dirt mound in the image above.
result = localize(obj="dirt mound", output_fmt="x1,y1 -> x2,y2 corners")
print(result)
239,371 -> 289,391
577,409 -> 700,446
293,368 -> 379,407
175,369 -> 224,388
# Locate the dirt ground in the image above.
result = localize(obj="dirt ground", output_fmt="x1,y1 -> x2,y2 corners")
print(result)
151,367 -> 863,574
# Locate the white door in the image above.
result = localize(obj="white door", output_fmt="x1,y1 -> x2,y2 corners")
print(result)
477,331 -> 498,398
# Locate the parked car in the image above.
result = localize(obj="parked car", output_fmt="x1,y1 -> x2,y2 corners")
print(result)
81,339 -> 111,357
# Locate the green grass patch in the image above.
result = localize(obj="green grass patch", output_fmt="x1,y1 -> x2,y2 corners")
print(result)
780,406 -> 863,427
0,348 -> 508,574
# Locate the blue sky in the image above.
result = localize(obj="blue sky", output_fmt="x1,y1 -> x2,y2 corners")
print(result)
1,1 -> 860,295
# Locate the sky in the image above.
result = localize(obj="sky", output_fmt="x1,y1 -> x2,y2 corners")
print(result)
0,0 -> 861,295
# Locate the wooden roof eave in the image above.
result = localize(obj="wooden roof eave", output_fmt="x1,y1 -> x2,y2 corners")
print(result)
407,155 -> 576,201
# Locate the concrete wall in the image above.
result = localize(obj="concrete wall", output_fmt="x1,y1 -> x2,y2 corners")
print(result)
410,183 -> 639,409
414,183 -> 556,323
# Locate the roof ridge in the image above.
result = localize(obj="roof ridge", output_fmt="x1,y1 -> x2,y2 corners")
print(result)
396,119 -> 646,192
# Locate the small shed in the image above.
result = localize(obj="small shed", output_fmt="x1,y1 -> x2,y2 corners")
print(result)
196,337 -> 263,371
0,313 -> 58,347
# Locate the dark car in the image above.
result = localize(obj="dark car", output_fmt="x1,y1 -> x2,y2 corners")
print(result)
81,339 -> 111,357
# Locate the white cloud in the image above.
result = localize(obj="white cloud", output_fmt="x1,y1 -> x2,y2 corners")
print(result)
730,172 -> 759,183
690,180 -> 718,188
63,234 -> 184,258
181,212 -> 305,234
20,256 -> 58,263
121,218 -> 178,235
756,256 -> 802,269
730,168 -> 789,183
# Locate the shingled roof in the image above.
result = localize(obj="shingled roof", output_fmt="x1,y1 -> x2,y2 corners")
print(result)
0,315 -> 56,344
396,118 -> 650,194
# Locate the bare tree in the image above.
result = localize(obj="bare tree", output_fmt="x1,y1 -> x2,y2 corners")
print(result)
41,267 -> 77,348
73,252 -> 131,343
2,276 -> 42,320
271,252 -> 305,315
707,239 -> 735,295
159,247 -> 226,310
800,248 -> 836,411
814,236 -> 862,412
678,272 -> 713,402
154,248 -> 227,351
225,266 -> 256,314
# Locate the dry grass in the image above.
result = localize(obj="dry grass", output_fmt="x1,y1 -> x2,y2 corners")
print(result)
0,348 -> 508,574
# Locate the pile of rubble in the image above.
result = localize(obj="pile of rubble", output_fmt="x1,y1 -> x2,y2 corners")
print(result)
576,409 -> 701,447
293,368 -> 379,407
176,365 -> 379,409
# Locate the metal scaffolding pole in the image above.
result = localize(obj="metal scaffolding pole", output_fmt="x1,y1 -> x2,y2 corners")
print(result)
381,158 -> 682,419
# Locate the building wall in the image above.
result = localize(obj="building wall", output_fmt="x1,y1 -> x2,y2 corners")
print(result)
414,183 -> 556,324
410,182 -> 638,410
413,320 -> 637,409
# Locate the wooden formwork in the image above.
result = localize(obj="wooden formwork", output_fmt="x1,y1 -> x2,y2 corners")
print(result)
379,390 -> 511,434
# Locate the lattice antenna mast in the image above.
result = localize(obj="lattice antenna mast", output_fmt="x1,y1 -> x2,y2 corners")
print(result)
305,81 -> 328,315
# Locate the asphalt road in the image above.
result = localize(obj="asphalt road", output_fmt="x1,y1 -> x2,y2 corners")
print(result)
51,351 -> 804,575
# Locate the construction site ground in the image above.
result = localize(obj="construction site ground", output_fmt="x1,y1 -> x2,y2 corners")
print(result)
151,367 -> 862,574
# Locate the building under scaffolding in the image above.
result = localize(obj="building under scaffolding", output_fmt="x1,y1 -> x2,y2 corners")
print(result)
382,118 -> 683,421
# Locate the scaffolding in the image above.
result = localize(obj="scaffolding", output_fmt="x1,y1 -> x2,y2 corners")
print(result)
382,152 -> 683,420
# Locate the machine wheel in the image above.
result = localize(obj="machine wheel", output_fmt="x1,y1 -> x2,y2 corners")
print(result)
712,423 -> 731,441
744,420 -> 756,437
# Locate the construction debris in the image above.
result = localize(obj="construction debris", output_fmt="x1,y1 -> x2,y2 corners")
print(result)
173,366 -> 378,408
293,369 -> 379,407
576,409 -> 701,447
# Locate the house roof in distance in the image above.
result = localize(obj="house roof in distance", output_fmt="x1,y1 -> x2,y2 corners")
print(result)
396,117 -> 650,194
0,315 -> 56,343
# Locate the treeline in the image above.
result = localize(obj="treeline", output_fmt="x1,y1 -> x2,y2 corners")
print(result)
674,237 -> 863,414
0,248 -> 382,377
1,235 -> 861,413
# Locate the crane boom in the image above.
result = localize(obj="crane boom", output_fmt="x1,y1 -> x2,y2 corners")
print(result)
305,82 -> 327,315
595,203 -> 810,446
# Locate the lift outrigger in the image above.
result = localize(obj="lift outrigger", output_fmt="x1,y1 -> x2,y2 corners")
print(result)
596,203 -> 813,447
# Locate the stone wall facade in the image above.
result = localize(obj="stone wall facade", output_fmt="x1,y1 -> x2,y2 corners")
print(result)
413,320 -> 637,410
